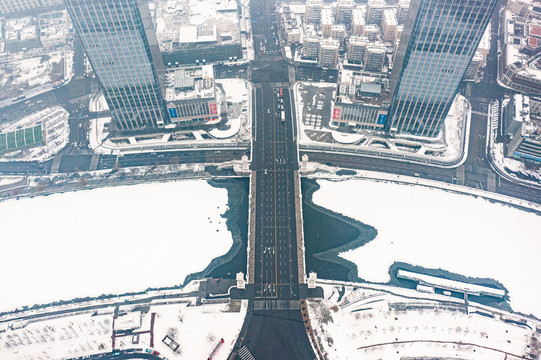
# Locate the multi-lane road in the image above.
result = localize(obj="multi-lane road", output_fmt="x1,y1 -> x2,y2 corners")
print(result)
252,86 -> 300,299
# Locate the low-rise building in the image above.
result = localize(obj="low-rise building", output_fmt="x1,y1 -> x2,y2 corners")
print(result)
39,10 -> 68,47
498,4 -> 541,96
165,65 -> 219,126
464,51 -> 484,81
502,94 -> 541,162
287,28 -> 301,43
0,0 -> 62,16
331,70 -> 389,130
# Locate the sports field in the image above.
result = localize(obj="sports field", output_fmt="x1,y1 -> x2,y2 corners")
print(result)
0,125 -> 43,153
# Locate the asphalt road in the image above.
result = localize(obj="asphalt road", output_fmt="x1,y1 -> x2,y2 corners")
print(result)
252,86 -> 299,300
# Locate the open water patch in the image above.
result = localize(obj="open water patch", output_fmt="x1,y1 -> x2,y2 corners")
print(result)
183,178 -> 249,284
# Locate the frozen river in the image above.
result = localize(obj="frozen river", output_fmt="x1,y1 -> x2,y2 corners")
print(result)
0,180 -> 233,312
313,179 -> 541,318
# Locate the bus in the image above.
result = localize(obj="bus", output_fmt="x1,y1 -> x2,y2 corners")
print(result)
281,110 -> 285,122
279,87 -> 283,98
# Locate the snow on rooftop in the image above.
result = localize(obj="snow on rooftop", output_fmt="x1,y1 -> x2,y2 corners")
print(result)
312,179 -> 541,317
0,180 -> 233,312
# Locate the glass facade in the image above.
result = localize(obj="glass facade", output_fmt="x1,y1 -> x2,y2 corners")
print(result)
388,0 -> 496,138
65,0 -> 167,131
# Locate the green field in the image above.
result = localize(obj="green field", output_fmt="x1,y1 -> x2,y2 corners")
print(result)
0,124 -> 44,153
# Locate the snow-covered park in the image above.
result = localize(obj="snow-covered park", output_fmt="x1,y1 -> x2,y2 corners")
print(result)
312,179 -> 541,318
0,180 -> 233,312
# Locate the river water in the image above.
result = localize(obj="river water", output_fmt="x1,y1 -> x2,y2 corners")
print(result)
187,178 -> 509,311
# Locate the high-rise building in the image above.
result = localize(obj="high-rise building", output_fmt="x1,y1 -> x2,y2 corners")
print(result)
382,9 -> 398,42
352,8 -> 366,36
364,44 -> 386,72
397,0 -> 410,24
347,36 -> 369,64
388,0 -> 497,137
331,24 -> 347,46
367,0 -> 386,25
336,0 -> 355,24
305,0 -> 324,24
321,7 -> 334,38
65,0 -> 168,131
318,39 -> 340,68
0,0 -> 62,16
303,37 -> 320,59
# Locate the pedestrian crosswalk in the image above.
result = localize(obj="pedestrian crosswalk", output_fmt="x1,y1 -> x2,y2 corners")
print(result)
238,346 -> 255,360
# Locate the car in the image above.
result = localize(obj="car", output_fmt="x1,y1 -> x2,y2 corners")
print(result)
145,349 -> 152,353
152,351 -> 160,355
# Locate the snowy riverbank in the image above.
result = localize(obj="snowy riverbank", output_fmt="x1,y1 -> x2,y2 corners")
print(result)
0,180 -> 233,312
312,179 -> 541,318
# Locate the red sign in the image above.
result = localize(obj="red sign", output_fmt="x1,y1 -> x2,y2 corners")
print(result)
209,103 -> 217,115
332,108 -> 341,120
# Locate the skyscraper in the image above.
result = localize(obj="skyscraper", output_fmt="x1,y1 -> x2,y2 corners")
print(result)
388,0 -> 496,137
65,0 -> 168,131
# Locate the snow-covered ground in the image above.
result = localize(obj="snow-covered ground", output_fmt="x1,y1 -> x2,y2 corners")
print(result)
308,282 -> 540,360
0,180 -> 233,312
312,179 -> 541,318
0,298 -> 247,360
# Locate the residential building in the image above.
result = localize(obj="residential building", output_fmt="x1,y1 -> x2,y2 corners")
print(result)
318,38 -> 340,68
65,0 -> 168,131
388,0 -> 497,137
331,24 -> 347,46
352,8 -> 366,36
305,0 -> 324,24
321,7 -> 334,38
367,0 -> 386,25
365,44 -> 386,72
397,0 -> 410,24
364,25 -> 381,42
303,37 -> 320,59
347,36 -> 369,64
382,9 -> 398,42
0,0 -> 62,16
336,0 -> 355,24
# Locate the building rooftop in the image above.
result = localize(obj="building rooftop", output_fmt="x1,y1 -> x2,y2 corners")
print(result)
165,65 -> 216,102
155,0 -> 240,52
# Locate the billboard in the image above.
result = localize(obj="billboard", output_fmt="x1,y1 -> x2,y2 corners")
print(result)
168,107 -> 178,119
332,107 -> 341,120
